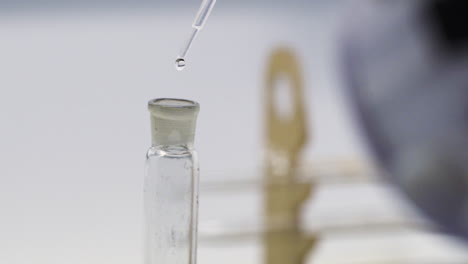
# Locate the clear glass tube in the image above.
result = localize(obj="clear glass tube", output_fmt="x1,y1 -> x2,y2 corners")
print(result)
144,98 -> 200,264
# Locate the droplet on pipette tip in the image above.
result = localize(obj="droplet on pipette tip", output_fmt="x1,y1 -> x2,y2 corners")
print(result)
175,58 -> 186,71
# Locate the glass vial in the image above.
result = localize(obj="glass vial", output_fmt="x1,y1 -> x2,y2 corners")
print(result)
144,98 -> 200,264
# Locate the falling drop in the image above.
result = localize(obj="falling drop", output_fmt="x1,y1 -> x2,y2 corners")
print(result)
175,58 -> 186,71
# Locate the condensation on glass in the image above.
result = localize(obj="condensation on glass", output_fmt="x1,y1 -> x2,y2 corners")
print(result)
144,98 -> 200,264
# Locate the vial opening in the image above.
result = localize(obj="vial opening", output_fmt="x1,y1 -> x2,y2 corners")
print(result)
149,98 -> 198,109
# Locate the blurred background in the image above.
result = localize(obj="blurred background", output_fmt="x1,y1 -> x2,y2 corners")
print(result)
1,0 -> 467,263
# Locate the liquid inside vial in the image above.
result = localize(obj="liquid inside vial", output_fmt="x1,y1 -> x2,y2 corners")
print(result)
175,58 -> 186,71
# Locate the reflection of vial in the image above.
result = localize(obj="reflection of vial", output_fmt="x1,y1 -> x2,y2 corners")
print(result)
144,98 -> 200,264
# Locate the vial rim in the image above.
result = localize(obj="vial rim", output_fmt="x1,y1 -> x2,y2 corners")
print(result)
148,98 -> 199,109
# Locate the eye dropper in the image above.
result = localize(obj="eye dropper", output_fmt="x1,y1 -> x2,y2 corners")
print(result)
175,0 -> 217,71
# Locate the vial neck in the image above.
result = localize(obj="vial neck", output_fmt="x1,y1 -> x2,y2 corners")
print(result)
150,117 -> 196,147
150,144 -> 194,157
151,143 -> 193,150
147,98 -> 199,151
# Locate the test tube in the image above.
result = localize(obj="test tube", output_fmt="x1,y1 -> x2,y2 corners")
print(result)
176,0 -> 217,70
144,99 -> 200,264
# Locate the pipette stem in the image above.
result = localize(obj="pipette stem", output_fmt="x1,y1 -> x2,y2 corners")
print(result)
179,28 -> 199,60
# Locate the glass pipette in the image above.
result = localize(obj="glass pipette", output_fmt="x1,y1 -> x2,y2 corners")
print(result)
175,0 -> 217,71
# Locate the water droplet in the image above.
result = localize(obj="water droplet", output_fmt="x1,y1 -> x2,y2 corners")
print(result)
175,58 -> 186,71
